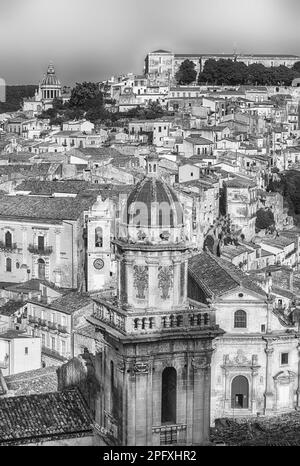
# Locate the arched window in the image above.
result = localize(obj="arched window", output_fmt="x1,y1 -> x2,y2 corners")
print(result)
5,231 -> 12,248
234,310 -> 247,328
231,375 -> 249,409
95,227 -> 103,248
161,367 -> 177,424
6,257 -> 12,272
38,258 -> 45,280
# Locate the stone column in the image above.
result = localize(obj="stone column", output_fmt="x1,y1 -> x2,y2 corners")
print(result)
202,353 -> 212,443
223,355 -> 231,411
251,368 -> 258,414
172,258 -> 181,307
124,255 -> 134,305
133,362 -> 150,445
55,228 -> 61,261
191,356 -> 210,445
185,354 -> 193,444
127,370 -> 136,446
146,257 -> 158,308
266,296 -> 273,333
146,359 -> 153,445
296,343 -> 300,410
264,340 -> 274,414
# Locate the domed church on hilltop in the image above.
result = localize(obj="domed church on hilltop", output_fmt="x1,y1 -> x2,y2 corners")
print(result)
23,63 -> 69,116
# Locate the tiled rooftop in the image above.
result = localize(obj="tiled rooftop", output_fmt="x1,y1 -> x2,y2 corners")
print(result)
0,194 -> 97,221
0,300 -> 27,317
36,291 -> 93,315
188,251 -> 266,299
0,330 -> 33,340
4,366 -> 58,396
0,388 -> 93,445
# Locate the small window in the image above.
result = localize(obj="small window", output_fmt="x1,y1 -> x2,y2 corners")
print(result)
5,231 -> 12,248
281,353 -> 288,365
261,324 -> 266,333
234,310 -> 247,328
38,235 -> 44,251
25,347 -> 28,355
6,257 -> 12,272
95,227 -> 103,248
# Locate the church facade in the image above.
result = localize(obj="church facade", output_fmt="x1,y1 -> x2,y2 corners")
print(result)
188,251 -> 300,424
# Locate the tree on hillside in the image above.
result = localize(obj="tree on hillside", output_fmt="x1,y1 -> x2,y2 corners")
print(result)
68,82 -> 106,122
198,59 -> 247,85
198,59 -> 299,86
292,61 -> 300,73
175,59 -> 197,85
256,208 -> 275,231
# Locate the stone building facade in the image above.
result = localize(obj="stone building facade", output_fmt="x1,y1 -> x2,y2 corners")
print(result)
188,251 -> 300,424
0,194 -> 92,289
145,50 -> 300,81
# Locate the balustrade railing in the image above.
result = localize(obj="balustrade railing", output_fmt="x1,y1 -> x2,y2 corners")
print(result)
0,241 -> 18,251
28,244 -> 53,255
92,304 -> 126,332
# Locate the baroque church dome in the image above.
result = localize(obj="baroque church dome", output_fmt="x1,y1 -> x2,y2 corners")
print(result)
41,63 -> 61,87
126,177 -> 183,228
125,151 -> 184,231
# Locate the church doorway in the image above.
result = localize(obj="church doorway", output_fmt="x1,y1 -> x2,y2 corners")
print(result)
38,258 -> 46,280
231,375 -> 249,409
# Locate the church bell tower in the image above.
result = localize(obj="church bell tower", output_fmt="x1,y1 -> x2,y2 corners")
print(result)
89,151 -> 222,445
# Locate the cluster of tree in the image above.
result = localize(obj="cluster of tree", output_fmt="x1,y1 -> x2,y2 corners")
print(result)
175,60 -> 197,85
197,59 -> 300,86
38,82 -> 168,126
267,170 -> 300,225
0,85 -> 37,113
255,208 -> 275,232
39,82 -> 107,125
124,101 -> 165,120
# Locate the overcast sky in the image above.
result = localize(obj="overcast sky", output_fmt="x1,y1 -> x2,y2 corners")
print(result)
1,0 -> 300,85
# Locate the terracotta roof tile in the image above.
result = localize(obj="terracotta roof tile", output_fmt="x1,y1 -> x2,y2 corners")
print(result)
188,251 -> 266,298
4,366 -> 58,396
0,388 -> 92,445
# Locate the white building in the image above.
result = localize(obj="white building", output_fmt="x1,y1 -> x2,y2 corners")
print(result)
0,330 -> 41,376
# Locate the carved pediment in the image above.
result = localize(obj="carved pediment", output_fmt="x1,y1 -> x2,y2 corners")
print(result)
273,370 -> 297,382
223,350 -> 259,367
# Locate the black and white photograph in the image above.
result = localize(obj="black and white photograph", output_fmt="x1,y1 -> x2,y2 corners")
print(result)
1,0 -> 300,454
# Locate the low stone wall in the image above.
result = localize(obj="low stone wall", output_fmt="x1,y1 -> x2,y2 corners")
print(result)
211,412 -> 300,445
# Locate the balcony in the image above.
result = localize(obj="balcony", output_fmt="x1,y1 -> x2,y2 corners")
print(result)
28,315 -> 39,324
28,244 -> 53,255
42,345 -> 68,362
47,321 -> 58,331
0,241 -> 18,251
57,324 -> 68,334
